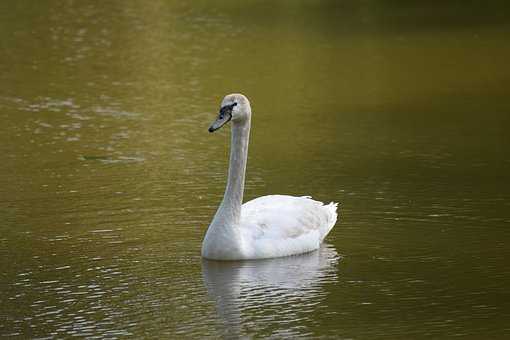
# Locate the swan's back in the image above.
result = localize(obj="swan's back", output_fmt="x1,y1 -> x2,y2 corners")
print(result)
239,195 -> 338,259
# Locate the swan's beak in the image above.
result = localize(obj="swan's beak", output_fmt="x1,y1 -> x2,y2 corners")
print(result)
208,111 -> 232,133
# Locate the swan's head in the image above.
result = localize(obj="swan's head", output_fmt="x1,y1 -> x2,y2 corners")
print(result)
208,93 -> 251,132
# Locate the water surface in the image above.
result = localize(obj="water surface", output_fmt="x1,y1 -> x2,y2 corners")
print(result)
1,1 -> 510,338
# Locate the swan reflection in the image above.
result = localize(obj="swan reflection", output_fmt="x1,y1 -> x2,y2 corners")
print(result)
202,245 -> 340,337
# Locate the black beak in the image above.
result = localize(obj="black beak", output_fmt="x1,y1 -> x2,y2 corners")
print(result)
208,105 -> 234,132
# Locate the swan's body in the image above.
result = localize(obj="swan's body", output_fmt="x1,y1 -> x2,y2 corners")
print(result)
202,94 -> 338,260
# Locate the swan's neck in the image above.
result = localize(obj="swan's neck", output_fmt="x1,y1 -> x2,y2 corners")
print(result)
217,118 -> 250,226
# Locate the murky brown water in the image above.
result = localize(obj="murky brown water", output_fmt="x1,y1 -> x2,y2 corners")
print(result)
1,1 -> 510,338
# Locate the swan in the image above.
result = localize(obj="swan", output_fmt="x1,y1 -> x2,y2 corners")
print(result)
202,93 -> 338,260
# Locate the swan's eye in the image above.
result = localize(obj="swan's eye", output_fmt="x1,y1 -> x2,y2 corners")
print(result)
232,102 -> 237,107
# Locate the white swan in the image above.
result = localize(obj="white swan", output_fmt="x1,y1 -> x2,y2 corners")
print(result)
202,93 -> 338,260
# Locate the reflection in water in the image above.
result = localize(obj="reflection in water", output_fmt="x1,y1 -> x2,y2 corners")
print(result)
202,245 -> 340,338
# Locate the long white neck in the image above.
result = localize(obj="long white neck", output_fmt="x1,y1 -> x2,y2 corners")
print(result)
215,117 -> 251,227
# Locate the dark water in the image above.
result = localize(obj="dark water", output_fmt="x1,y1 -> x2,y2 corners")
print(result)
1,1 -> 510,338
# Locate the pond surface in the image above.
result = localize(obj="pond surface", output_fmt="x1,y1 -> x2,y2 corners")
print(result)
1,1 -> 510,338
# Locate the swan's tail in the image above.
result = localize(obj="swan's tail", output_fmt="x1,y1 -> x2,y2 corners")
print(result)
321,202 -> 339,242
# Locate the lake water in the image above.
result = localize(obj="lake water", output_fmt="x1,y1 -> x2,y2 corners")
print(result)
1,1 -> 509,338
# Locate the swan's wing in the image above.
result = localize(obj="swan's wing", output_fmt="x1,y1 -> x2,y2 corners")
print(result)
241,195 -> 338,243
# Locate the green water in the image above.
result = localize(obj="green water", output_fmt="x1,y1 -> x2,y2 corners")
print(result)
1,1 -> 510,338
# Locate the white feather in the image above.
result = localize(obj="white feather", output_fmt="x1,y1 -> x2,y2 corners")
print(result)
239,195 -> 338,259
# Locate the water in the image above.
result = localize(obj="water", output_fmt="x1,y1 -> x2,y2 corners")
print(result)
1,1 -> 509,338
